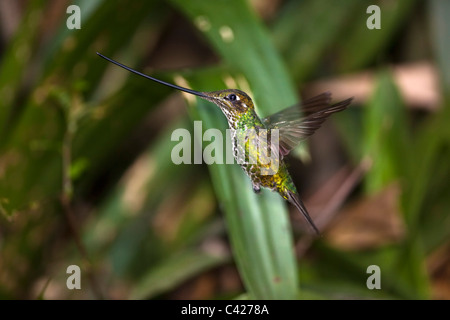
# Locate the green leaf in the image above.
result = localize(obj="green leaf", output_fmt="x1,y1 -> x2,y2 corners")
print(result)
363,70 -> 410,194
0,0 -> 46,142
131,249 -> 229,299
168,0 -> 302,299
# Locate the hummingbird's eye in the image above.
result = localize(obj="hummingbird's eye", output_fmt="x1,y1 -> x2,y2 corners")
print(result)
227,94 -> 237,101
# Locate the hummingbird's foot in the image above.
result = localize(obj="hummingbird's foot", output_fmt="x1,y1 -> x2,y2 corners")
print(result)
252,185 -> 261,194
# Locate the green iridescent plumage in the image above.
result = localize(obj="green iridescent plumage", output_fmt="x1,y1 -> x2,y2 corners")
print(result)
97,53 -> 353,234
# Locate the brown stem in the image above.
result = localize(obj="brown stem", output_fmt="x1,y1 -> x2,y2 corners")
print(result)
295,158 -> 371,256
61,124 -> 105,299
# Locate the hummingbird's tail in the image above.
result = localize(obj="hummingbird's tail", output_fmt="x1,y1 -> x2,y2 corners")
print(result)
286,191 -> 320,235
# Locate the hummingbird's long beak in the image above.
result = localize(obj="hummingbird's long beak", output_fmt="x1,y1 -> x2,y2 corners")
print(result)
97,52 -> 208,99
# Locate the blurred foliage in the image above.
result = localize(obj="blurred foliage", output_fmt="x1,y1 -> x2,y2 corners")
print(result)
0,0 -> 449,300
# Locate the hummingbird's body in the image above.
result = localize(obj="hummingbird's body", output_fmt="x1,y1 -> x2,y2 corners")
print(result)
214,89 -> 300,206
97,53 -> 353,234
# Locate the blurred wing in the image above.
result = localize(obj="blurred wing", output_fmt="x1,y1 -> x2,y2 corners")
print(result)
263,92 -> 353,157
263,92 -> 332,124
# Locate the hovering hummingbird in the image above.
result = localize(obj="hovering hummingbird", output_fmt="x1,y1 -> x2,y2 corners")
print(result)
97,52 -> 352,234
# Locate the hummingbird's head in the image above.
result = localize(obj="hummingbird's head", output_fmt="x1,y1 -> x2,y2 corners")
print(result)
202,89 -> 255,124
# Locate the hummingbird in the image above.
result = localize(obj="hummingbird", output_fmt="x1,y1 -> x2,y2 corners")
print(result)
97,52 -> 352,234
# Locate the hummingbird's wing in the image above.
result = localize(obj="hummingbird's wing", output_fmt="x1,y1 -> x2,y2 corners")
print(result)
262,92 -> 353,157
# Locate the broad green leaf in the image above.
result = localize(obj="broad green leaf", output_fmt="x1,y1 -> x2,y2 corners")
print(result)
363,70 -> 410,194
131,249 -> 229,299
167,0 -> 301,299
